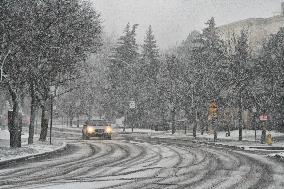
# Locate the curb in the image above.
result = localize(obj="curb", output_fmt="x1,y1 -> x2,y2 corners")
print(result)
0,142 -> 69,168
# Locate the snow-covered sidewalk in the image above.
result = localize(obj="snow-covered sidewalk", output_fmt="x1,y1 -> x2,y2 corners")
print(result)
0,129 -> 66,163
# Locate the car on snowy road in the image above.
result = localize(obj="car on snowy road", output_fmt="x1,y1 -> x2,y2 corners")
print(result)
82,119 -> 112,140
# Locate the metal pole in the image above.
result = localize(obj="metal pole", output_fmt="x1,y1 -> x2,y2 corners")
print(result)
77,113 -> 79,127
35,110 -> 38,134
50,95 -> 53,145
123,110 -> 126,132
254,113 -> 257,142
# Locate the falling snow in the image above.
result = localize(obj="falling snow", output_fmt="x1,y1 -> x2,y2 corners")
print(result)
0,0 -> 284,188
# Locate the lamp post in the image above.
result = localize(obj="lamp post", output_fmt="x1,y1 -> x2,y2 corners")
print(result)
50,86 -> 56,145
252,107 -> 257,142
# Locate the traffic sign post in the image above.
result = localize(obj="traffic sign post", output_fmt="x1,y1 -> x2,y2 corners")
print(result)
129,101 -> 136,109
259,113 -> 268,144
259,114 -> 268,121
129,100 -> 136,133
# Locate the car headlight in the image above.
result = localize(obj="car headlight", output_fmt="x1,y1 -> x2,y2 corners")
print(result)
87,127 -> 95,133
105,126 -> 112,133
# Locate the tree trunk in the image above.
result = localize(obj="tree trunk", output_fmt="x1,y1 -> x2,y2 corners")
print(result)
77,113 -> 79,127
226,125 -> 231,136
39,106 -> 48,141
213,119 -> 217,142
70,117 -> 73,127
8,86 -> 21,148
184,110 -> 190,135
28,84 -> 36,144
238,95 -> 243,141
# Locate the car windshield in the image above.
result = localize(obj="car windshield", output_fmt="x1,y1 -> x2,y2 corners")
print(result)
85,120 -> 108,126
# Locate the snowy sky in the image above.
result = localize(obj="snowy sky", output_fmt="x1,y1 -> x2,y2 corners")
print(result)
92,0 -> 284,49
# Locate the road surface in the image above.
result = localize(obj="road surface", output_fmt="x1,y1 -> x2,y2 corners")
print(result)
0,128 -> 283,189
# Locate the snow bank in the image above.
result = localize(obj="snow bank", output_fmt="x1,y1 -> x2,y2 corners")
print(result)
267,152 -> 284,160
166,129 -> 284,142
0,139 -> 66,162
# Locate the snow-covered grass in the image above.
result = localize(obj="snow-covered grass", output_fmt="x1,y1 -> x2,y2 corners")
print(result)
120,127 -> 284,152
153,129 -> 284,143
0,129 -> 29,140
0,129 -> 65,162
194,129 -> 284,141
112,126 -> 284,141
0,140 -> 66,162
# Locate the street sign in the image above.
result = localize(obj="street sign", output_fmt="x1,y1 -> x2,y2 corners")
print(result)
259,114 -> 268,121
129,101 -> 136,109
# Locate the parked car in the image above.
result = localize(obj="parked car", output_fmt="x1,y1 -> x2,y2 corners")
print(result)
82,119 -> 112,140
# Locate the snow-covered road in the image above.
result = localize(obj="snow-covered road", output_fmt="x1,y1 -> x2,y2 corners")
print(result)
0,128 -> 283,189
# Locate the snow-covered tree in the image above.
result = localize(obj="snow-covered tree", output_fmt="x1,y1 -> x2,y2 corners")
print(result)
256,27 -> 284,131
0,0 -> 102,144
135,26 -> 160,126
158,55 -> 183,134
190,17 -> 228,132
177,31 -> 201,135
227,30 -> 253,141
107,23 -> 139,119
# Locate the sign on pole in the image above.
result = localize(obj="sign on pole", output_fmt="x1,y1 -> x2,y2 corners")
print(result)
129,101 -> 136,109
259,114 -> 268,121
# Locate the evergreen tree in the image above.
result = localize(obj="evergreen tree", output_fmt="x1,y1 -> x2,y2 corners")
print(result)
141,25 -> 159,80
191,17 -> 227,133
228,30 -> 252,141
177,31 -> 201,135
158,54 -> 183,134
136,26 -> 160,125
256,27 -> 284,130
108,23 -> 139,118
